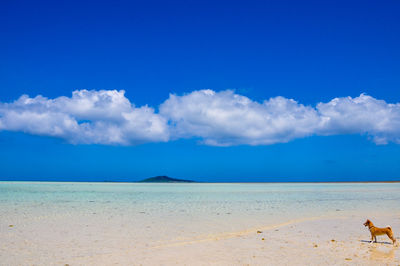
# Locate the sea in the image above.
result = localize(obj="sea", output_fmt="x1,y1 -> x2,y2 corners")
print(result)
1,182 -> 400,238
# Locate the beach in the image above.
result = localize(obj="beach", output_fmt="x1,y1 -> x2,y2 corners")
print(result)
1,182 -> 399,265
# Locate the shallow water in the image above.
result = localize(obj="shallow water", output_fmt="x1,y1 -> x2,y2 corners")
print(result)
1,182 -> 400,238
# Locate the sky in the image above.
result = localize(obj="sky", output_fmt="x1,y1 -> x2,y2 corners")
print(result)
1,0 -> 400,182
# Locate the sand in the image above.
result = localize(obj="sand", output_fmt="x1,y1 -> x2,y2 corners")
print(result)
1,213 -> 399,265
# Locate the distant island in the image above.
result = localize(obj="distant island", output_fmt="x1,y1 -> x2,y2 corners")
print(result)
138,176 -> 195,183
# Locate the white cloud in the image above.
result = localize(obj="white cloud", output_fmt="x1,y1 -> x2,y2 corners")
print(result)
160,90 -> 400,145
317,94 -> 400,144
159,90 -> 322,146
1,89 -> 400,146
0,90 -> 169,145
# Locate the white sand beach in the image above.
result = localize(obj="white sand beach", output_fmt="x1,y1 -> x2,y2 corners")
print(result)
1,182 -> 399,265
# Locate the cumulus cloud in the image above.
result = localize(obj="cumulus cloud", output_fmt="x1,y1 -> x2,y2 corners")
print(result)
0,90 -> 169,145
317,94 -> 400,144
1,89 -> 400,146
160,90 -> 400,145
159,90 -> 322,145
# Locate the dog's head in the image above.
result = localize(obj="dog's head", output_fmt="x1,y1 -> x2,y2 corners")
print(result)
363,219 -> 371,227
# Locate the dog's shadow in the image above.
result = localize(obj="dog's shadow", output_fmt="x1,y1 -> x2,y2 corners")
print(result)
360,240 -> 394,245
362,243 -> 397,260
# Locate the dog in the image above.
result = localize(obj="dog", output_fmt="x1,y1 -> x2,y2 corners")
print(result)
363,219 -> 396,245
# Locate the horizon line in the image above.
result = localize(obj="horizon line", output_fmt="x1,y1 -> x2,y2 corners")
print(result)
1,179 -> 399,184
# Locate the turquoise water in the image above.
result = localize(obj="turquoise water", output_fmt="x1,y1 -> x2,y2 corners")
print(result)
2,182 -> 400,229
2,182 -> 400,214
1,181 -> 400,252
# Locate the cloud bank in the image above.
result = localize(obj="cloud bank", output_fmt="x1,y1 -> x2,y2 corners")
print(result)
1,89 -> 399,146
0,90 -> 169,145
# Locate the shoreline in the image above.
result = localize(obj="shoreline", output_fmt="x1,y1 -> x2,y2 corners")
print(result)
1,180 -> 400,183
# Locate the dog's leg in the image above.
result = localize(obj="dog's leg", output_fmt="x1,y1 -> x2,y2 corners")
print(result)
387,231 -> 396,245
370,233 -> 374,243
374,236 -> 377,243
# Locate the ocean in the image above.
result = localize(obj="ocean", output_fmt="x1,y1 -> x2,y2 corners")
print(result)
2,182 -> 400,235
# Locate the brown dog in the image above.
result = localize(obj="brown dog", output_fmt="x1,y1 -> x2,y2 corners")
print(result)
364,219 -> 396,245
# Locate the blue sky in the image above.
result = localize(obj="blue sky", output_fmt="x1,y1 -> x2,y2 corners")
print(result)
1,0 -> 400,181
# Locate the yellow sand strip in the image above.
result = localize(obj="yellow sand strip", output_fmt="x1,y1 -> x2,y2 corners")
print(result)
152,215 -> 345,248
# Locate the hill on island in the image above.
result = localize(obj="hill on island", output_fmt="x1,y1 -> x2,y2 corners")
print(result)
138,176 -> 195,183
